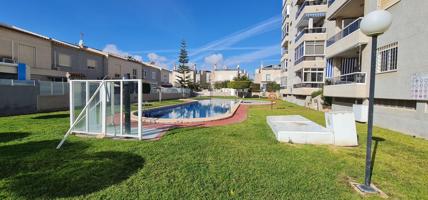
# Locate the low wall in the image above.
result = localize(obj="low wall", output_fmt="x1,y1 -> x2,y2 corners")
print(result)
331,99 -> 428,139
0,85 -> 38,116
143,93 -> 191,101
37,95 -> 69,112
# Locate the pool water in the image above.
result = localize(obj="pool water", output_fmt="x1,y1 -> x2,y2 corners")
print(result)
143,99 -> 238,119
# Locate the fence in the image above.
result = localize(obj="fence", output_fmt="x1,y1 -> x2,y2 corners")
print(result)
0,79 -> 36,86
39,81 -> 69,96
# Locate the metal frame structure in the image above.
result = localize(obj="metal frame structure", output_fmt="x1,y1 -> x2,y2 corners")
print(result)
57,79 -> 143,149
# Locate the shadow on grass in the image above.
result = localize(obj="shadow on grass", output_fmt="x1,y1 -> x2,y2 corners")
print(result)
32,113 -> 69,120
370,137 -> 386,179
0,140 -> 144,199
0,132 -> 30,143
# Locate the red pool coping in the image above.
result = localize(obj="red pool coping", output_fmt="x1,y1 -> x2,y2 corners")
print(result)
139,105 -> 249,140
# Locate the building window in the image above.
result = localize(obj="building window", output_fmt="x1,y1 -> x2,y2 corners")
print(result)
305,41 -> 325,55
152,71 -> 156,79
374,99 -> 417,110
377,42 -> 398,73
143,70 -> 147,78
58,53 -> 71,67
303,68 -> 324,83
295,41 -> 324,64
132,69 -> 137,79
295,42 -> 305,62
114,74 -> 120,78
87,59 -> 97,69
266,74 -> 271,81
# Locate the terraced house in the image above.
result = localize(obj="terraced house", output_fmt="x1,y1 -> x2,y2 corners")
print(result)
281,0 -> 329,106
282,0 -> 428,138
0,23 -> 166,87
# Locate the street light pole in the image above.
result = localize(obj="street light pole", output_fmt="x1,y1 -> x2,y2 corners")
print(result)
357,10 -> 392,194
360,35 -> 378,193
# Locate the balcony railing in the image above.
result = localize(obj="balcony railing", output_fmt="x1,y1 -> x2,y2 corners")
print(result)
295,27 -> 326,43
325,72 -> 366,85
328,0 -> 336,7
296,0 -> 327,19
293,83 -> 324,88
326,18 -> 362,47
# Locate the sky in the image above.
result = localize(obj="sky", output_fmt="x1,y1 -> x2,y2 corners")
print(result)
0,0 -> 282,76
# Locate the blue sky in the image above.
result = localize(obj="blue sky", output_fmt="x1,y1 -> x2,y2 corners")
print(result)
0,0 -> 281,75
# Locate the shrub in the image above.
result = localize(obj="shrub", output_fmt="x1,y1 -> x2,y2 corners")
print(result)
266,82 -> 280,92
214,81 -> 229,89
227,81 -> 252,90
250,83 -> 261,92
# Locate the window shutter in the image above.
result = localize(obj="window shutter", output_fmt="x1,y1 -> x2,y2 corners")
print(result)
58,53 -> 71,67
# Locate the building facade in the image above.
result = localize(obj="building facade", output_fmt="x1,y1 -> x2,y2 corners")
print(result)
282,0 -> 329,106
254,64 -> 283,91
324,0 -> 428,138
161,68 -> 172,86
281,0 -> 428,138
211,66 -> 248,83
0,23 -> 167,87
0,23 -> 56,80
52,40 -> 106,80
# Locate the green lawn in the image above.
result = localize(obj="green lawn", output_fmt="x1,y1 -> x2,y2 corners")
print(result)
0,100 -> 427,199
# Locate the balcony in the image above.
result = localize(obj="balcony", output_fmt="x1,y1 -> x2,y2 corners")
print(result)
326,18 -> 369,58
295,27 -> 326,43
327,0 -> 364,20
294,56 -> 325,69
294,83 -> 323,88
292,82 -> 323,95
296,0 -> 327,20
295,1 -> 327,27
324,72 -> 368,98
325,72 -> 366,85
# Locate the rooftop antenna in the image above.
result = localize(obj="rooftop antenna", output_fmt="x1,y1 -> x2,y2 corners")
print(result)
78,32 -> 84,47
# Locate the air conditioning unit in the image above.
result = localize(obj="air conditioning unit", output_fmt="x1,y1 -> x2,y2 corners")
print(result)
1,57 -> 15,64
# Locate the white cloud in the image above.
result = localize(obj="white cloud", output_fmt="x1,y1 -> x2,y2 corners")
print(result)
204,54 -> 224,67
103,44 -> 143,61
147,53 -> 168,68
189,15 -> 281,62
223,45 -> 279,67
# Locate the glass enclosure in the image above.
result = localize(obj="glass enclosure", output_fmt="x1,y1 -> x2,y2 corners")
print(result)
69,80 -> 143,139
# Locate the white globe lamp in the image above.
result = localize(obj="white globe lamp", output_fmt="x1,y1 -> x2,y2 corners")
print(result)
361,10 -> 393,36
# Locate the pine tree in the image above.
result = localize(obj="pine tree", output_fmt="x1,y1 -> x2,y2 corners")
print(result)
175,40 -> 192,88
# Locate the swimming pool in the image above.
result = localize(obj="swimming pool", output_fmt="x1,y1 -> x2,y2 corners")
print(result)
143,99 -> 239,119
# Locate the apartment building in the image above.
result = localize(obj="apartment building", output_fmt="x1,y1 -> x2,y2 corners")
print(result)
282,0 -> 329,106
254,64 -> 283,90
321,0 -> 428,138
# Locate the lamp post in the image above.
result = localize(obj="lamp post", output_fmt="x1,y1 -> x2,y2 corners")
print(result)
357,10 -> 392,193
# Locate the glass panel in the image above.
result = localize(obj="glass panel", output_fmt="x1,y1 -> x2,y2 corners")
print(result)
87,82 -> 102,133
72,82 -> 87,132
106,82 -> 122,137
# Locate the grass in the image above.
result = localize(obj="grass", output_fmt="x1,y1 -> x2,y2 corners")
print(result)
0,100 -> 427,199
